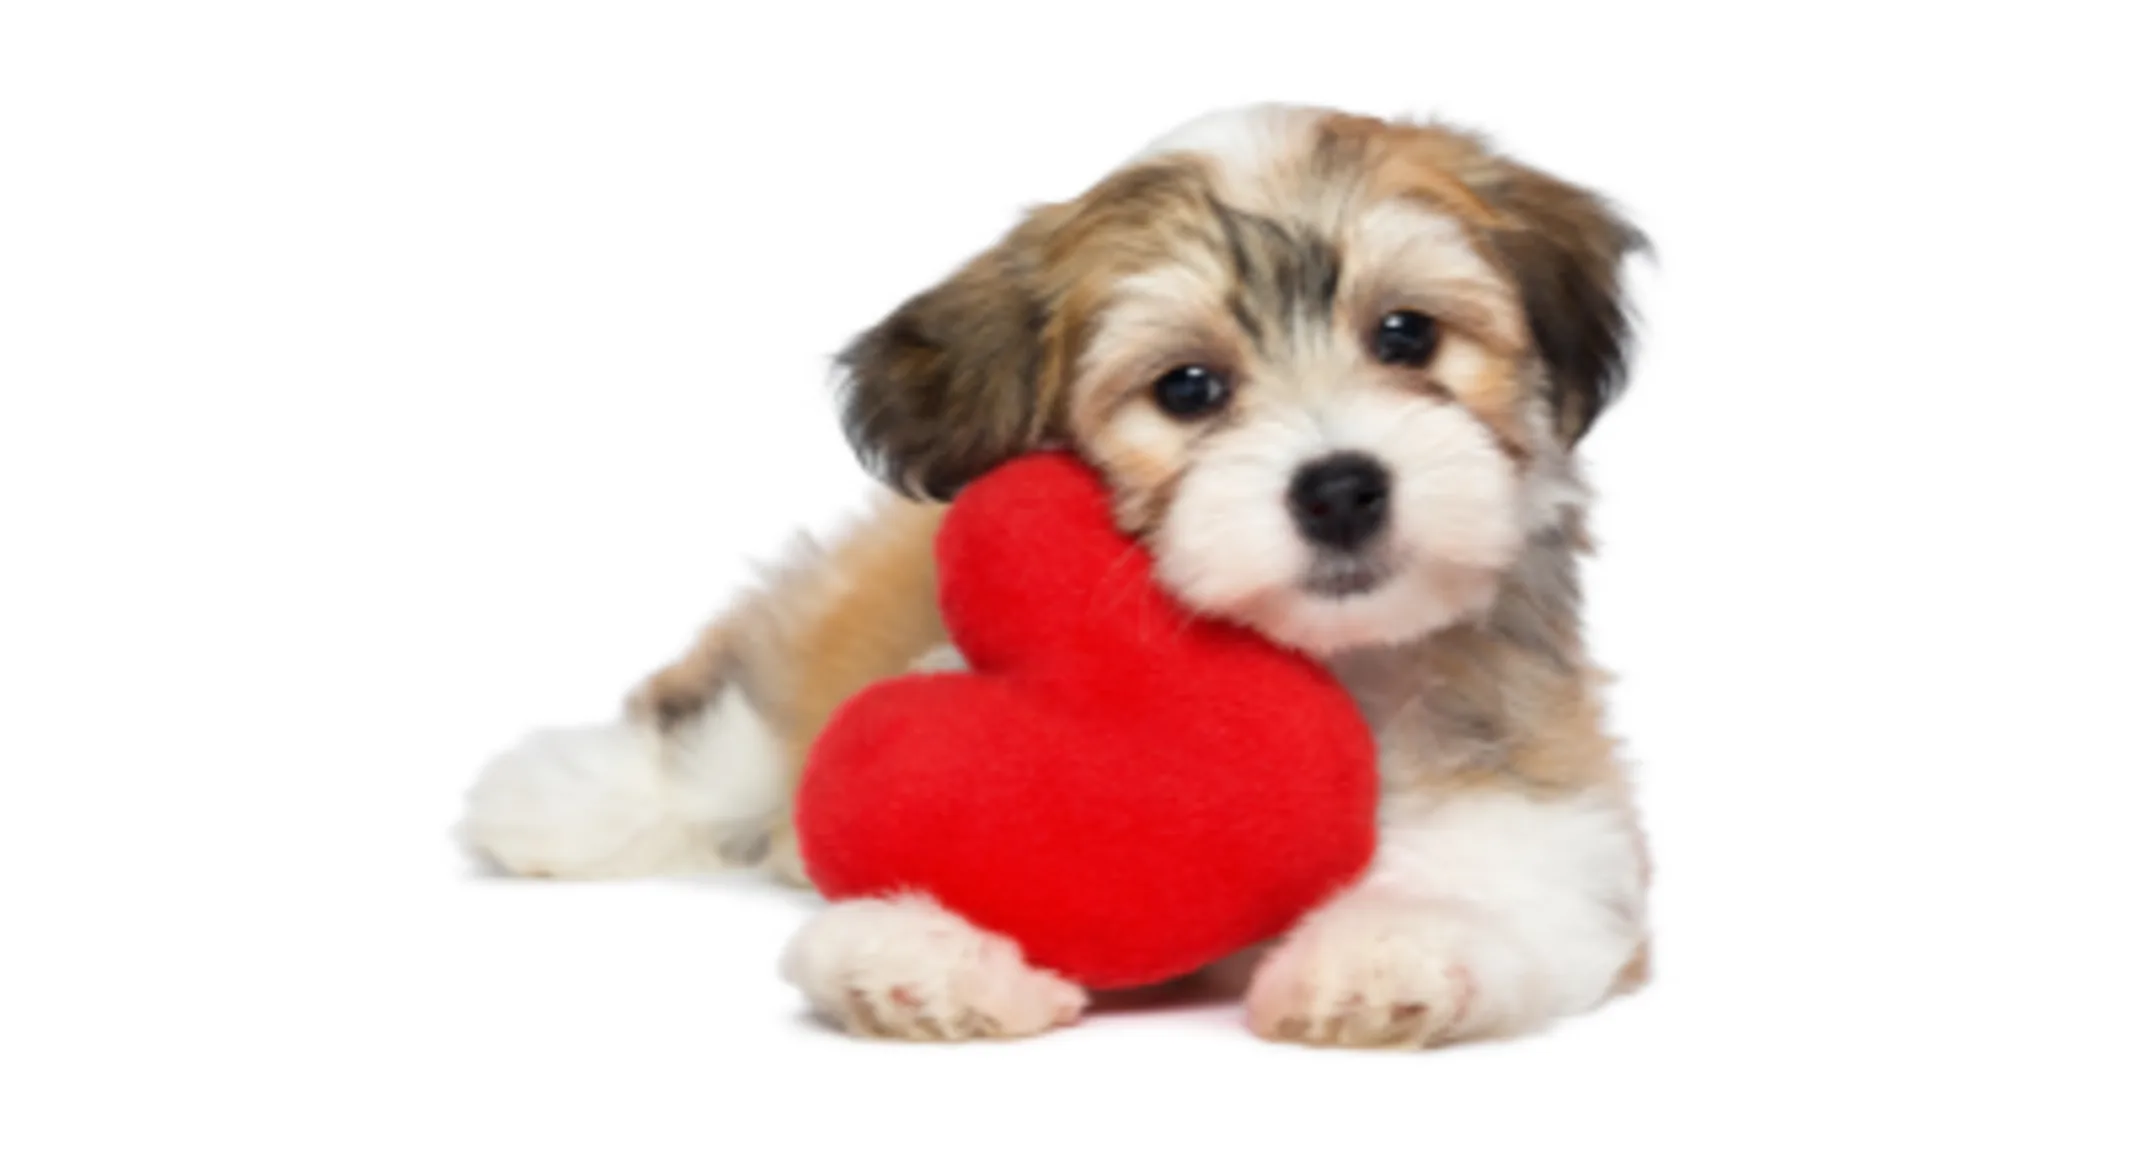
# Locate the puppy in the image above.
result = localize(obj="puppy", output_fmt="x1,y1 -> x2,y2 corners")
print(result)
461,104 -> 1653,1048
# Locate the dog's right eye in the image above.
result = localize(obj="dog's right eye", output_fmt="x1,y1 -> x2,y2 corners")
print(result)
1370,310 -> 1440,368
1152,365 -> 1231,420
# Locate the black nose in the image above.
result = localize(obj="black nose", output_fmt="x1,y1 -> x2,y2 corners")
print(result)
1288,453 -> 1391,551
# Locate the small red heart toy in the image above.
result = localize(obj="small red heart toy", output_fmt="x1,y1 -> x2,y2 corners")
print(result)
795,453 -> 1377,991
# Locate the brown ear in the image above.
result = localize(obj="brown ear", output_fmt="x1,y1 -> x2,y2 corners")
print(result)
835,216 -> 1062,501
1475,160 -> 1648,446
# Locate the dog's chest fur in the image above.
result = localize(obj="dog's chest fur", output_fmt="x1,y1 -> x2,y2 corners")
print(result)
1331,524 -> 1599,797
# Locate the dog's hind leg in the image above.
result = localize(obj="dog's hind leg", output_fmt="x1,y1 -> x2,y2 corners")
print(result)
457,496 -> 948,885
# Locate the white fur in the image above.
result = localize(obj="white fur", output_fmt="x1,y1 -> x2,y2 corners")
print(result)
907,643 -> 968,674
781,895 -> 1088,1040
1155,390 -> 1522,655
459,687 -> 787,878
1133,103 -> 1324,176
1523,447 -> 1590,533
1248,787 -> 1645,1045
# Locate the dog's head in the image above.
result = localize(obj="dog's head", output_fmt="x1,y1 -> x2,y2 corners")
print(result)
838,106 -> 1644,656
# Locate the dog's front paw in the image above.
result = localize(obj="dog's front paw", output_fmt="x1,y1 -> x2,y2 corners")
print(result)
1247,895 -> 1525,1049
780,895 -> 1086,1041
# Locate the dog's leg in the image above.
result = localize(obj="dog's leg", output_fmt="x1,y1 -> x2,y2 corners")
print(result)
456,678 -> 789,879
457,497 -> 948,882
782,894 -> 1087,1040
1246,783 -> 1648,1048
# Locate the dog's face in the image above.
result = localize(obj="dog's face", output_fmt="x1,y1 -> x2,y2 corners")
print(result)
840,106 -> 1642,656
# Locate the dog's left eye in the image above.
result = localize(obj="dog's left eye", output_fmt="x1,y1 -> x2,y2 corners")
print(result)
1370,310 -> 1440,368
1152,365 -> 1232,420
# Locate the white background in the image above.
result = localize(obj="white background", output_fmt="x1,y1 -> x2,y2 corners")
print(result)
4,2 -> 2137,1152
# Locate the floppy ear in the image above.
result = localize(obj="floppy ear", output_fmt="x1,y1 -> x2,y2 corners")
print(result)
1476,162 -> 1648,446
835,216 -> 1063,502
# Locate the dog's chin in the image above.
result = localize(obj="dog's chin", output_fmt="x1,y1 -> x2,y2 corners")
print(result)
1188,558 -> 1503,658
1304,552 -> 1389,599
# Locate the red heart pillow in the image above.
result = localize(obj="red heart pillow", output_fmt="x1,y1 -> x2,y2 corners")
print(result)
795,453 -> 1377,991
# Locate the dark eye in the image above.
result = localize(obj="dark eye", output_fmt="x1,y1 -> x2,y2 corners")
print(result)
1370,310 -> 1440,367
1152,364 -> 1231,419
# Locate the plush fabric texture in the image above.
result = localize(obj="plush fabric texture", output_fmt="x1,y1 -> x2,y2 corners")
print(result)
795,453 -> 1379,991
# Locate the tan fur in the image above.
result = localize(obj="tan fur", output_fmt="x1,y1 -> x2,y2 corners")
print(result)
752,500 -> 949,767
631,498 -> 948,734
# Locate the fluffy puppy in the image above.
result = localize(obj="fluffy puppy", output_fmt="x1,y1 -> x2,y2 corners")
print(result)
460,104 -> 1653,1049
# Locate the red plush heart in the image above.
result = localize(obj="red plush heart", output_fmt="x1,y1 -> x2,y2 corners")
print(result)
795,453 -> 1377,991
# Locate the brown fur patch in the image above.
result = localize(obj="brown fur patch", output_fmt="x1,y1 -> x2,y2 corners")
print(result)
838,158 -> 1230,501
1319,115 -> 1505,226
836,226 -> 1059,502
1324,116 -> 1645,446
628,622 -> 735,729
